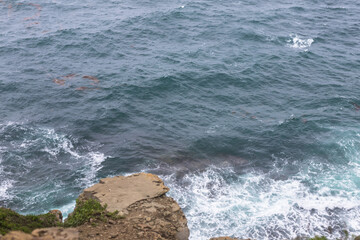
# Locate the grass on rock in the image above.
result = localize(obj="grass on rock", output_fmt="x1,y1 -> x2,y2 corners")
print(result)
1,198 -> 124,235
64,198 -> 124,227
0,208 -> 58,235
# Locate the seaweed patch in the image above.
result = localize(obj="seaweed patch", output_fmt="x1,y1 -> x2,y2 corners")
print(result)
52,74 -> 101,91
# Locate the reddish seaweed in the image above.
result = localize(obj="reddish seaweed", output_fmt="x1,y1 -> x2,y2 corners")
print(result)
52,74 -> 101,91
353,103 -> 360,111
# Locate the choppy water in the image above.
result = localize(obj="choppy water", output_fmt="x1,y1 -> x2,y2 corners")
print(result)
1,0 -> 360,239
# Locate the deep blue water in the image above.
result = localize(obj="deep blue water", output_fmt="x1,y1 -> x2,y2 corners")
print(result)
1,0 -> 360,239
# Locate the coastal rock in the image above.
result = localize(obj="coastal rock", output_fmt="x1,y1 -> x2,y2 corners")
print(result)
79,173 -> 170,213
0,228 -> 79,240
0,231 -> 33,240
48,210 -> 63,224
1,173 -> 189,240
32,228 -> 79,239
77,173 -> 189,240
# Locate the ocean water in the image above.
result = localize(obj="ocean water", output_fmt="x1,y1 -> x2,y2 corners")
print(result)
1,0 -> 360,239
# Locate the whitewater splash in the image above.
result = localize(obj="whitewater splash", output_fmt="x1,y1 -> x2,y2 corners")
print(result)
157,133 -> 360,240
0,122 -> 108,215
162,166 -> 360,239
287,34 -> 314,51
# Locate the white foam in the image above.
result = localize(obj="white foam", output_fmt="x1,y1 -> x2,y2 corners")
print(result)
0,122 -> 108,211
161,160 -> 360,240
287,34 -> 313,50
0,146 -> 13,201
79,152 -> 107,187
0,179 -> 13,201
59,201 -> 77,219
15,126 -> 107,187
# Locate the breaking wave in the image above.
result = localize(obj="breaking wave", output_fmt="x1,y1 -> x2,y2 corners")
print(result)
287,34 -> 314,50
0,122 -> 107,215
159,133 -> 360,240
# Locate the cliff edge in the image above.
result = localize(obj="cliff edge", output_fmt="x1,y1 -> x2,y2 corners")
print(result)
0,173 -> 189,240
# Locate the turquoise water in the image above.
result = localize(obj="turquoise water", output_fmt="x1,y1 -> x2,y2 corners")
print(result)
1,0 -> 360,239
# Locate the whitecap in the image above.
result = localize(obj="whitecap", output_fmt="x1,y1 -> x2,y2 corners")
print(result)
78,152 -> 107,187
159,158 -> 360,240
0,147 -> 13,201
0,122 -> 108,212
0,179 -> 13,201
287,34 -> 313,50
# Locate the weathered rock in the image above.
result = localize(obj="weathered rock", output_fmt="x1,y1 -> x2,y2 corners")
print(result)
0,231 -> 33,240
48,210 -> 63,224
1,228 -> 79,240
1,173 -> 188,240
32,228 -> 79,239
79,173 -> 169,213
77,173 -> 189,240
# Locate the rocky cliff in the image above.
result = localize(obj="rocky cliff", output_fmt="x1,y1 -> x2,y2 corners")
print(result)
0,173 -> 190,240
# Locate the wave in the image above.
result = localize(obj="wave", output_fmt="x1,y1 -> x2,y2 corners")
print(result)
161,165 -> 360,240
287,34 -> 314,51
0,122 -> 108,215
0,179 -> 13,201
154,132 -> 360,240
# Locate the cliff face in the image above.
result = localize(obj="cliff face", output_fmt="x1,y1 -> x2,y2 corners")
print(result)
0,173 -> 190,240
76,173 -> 189,240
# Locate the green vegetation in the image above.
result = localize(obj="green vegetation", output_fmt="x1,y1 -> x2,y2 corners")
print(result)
309,237 -> 328,240
0,207 -> 58,235
1,198 -> 124,235
63,198 -> 123,227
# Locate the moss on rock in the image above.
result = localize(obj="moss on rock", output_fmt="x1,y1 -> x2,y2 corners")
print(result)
0,207 -> 59,235
64,198 -> 123,227
309,237 -> 328,240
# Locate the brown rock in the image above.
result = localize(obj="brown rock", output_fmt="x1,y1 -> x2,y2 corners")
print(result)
32,228 -> 79,239
79,173 -> 169,213
0,231 -> 33,240
1,228 -> 79,240
75,173 -> 189,240
48,210 -> 63,223
109,233 -> 118,239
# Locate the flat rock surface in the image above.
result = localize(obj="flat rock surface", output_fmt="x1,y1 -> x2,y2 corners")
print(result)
1,228 -> 79,240
79,173 -> 170,213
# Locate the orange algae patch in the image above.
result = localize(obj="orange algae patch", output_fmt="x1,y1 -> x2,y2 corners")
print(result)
22,3 -> 41,21
53,74 -> 101,91
82,75 -> 100,84
53,78 -> 65,85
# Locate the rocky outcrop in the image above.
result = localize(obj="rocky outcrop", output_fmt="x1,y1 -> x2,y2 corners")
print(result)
77,173 -> 189,240
0,228 -> 79,240
79,173 -> 170,213
1,173 -> 189,240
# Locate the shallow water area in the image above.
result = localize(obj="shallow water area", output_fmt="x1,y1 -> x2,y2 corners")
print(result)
1,0 -> 360,239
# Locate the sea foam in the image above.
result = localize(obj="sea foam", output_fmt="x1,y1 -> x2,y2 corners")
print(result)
159,131 -> 360,240
287,34 -> 314,50
162,164 -> 360,240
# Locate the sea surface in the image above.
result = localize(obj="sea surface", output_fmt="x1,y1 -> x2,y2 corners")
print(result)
1,0 -> 360,239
